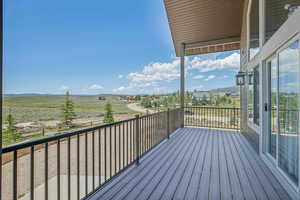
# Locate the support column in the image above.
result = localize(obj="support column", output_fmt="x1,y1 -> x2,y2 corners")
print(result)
180,43 -> 185,127
0,0 -> 3,198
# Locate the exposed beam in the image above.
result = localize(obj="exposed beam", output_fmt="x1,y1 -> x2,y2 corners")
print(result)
184,36 -> 240,50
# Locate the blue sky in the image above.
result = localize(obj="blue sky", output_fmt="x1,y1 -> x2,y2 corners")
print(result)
4,0 -> 240,95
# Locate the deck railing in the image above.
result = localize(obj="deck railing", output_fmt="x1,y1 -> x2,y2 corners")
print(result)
184,106 -> 240,130
0,108 -> 182,200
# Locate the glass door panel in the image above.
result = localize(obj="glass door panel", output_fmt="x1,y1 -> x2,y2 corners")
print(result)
266,57 -> 277,159
278,40 -> 299,184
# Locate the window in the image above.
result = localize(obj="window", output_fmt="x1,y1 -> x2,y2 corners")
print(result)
248,66 -> 260,126
265,0 -> 300,43
248,74 -> 254,122
253,67 -> 260,125
249,0 -> 260,60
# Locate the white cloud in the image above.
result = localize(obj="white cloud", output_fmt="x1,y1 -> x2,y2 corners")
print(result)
128,58 -> 181,83
113,86 -> 127,92
118,74 -> 124,78
204,75 -> 216,81
193,74 -> 205,79
88,84 -> 103,90
223,75 -> 229,78
114,52 -> 240,93
191,85 -> 204,90
188,53 -> 240,72
59,85 -> 69,91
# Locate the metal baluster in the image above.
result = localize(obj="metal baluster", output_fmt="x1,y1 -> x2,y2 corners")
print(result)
122,123 -> 125,169
77,134 -> 80,200
167,108 -> 170,139
126,122 -> 128,166
57,140 -> 60,200
143,118 -> 145,154
147,116 -> 149,150
150,115 -> 152,148
30,146 -> 34,200
85,132 -> 88,196
109,126 -> 112,178
114,125 -> 117,175
45,143 -> 48,200
152,115 -> 154,147
98,128 -> 101,186
92,131 -> 95,191
67,137 -> 71,200
13,150 -> 17,200
130,121 -> 132,163
142,118 -> 144,155
118,124 -> 121,171
149,115 -> 151,149
104,127 -> 107,181
135,115 -> 140,165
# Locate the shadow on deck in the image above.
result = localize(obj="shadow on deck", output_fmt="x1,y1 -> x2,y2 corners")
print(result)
88,127 -> 291,200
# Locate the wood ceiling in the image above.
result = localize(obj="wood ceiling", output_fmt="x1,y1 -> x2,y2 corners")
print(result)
164,0 -> 244,56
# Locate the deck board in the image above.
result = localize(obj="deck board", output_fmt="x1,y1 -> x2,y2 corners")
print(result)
89,128 -> 291,200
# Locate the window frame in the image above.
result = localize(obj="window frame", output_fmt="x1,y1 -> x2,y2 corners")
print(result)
247,0 -> 261,62
247,64 -> 261,132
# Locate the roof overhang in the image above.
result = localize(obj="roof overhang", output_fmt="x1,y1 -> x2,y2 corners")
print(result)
164,0 -> 244,56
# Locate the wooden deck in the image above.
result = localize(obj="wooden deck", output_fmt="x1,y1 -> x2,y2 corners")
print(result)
88,127 -> 291,200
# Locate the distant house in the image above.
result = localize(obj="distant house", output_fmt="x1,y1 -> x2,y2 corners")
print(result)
127,96 -> 136,101
193,91 -> 212,102
98,96 -> 106,101
149,95 -> 160,101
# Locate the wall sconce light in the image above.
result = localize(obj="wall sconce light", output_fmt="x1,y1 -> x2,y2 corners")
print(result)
248,71 -> 254,85
235,71 -> 246,86
284,4 -> 299,17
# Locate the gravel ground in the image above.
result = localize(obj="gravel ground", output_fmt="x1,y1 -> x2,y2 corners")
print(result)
127,103 -> 155,114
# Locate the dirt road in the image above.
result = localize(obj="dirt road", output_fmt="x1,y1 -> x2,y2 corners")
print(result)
127,103 -> 155,114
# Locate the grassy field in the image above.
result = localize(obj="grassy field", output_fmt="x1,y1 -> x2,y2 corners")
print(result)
3,95 -> 134,123
2,94 -> 138,146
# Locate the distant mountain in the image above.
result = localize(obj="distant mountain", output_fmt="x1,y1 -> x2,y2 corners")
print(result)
3,93 -> 121,97
3,93 -> 56,97
209,86 -> 239,94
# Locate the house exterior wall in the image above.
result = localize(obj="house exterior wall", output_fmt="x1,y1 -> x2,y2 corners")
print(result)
240,0 -> 300,198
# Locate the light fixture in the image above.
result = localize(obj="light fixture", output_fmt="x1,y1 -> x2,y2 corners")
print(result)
248,71 -> 254,85
284,4 -> 299,17
235,71 -> 246,86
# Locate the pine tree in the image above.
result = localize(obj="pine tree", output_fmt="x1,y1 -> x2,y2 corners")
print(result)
6,109 -> 17,141
60,91 -> 76,128
103,102 -> 114,123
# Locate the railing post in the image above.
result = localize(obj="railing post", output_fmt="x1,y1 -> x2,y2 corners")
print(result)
181,107 -> 184,128
135,115 -> 140,165
167,108 -> 170,139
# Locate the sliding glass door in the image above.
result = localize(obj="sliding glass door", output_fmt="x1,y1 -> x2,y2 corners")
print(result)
278,40 -> 299,184
264,40 -> 299,186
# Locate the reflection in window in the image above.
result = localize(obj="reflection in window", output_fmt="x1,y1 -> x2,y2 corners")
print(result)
249,0 -> 259,60
248,75 -> 254,122
253,67 -> 260,125
278,40 -> 299,184
265,0 -> 300,43
269,58 -> 277,158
